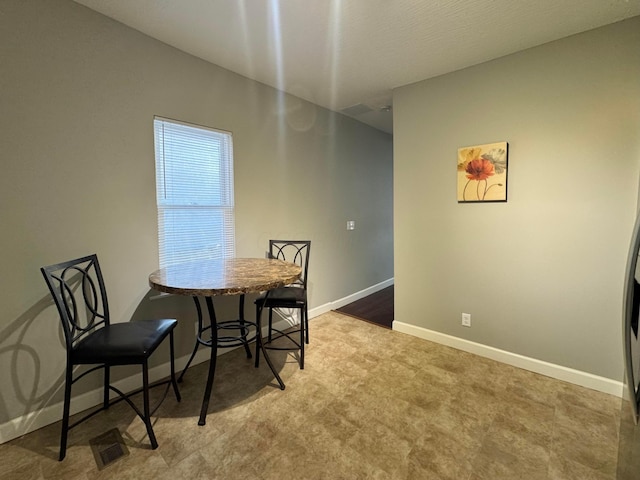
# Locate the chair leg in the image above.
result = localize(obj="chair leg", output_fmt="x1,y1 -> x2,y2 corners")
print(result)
304,305 -> 309,344
169,332 -> 181,402
142,362 -> 158,449
59,365 -> 73,461
103,365 -> 110,409
254,303 -> 262,368
299,307 -> 305,370
268,307 -> 274,343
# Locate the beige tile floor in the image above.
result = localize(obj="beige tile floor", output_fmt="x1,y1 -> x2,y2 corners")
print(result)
1,312 -> 622,479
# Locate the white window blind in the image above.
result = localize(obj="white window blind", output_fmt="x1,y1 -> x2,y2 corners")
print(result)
154,117 -> 235,268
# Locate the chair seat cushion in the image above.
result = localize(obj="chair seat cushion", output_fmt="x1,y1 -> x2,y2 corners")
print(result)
72,319 -> 177,365
256,286 -> 306,307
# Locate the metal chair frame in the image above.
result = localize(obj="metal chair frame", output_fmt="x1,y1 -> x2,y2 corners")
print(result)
41,254 -> 181,460
255,240 -> 310,369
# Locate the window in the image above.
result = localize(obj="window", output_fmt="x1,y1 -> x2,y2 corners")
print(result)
154,117 -> 235,268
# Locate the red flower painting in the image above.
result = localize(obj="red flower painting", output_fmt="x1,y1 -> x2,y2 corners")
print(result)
465,158 -> 495,181
457,142 -> 508,202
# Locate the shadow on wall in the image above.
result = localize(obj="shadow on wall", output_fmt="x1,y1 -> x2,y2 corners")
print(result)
0,283 -> 289,448
0,295 -> 67,445
0,288 -> 194,446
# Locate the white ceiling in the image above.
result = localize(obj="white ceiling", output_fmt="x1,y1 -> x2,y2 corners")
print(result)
73,0 -> 640,134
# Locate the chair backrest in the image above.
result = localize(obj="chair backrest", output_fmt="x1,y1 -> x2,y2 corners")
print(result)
41,254 -> 110,351
269,240 -> 311,289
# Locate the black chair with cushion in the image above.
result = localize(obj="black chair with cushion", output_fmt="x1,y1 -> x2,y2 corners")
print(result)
254,240 -> 310,369
41,254 -> 181,461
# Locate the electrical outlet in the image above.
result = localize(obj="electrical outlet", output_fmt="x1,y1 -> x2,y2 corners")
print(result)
462,313 -> 471,327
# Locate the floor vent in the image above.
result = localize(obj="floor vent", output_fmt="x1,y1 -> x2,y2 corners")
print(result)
89,428 -> 129,470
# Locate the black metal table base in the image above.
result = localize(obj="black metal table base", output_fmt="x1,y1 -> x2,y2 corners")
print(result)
179,291 -> 285,426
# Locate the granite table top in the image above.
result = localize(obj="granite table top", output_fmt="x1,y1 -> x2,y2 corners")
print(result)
149,257 -> 301,297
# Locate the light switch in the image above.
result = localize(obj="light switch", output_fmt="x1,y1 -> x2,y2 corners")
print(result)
347,220 -> 355,230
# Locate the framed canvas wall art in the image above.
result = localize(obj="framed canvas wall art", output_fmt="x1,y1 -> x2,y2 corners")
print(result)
457,141 -> 508,203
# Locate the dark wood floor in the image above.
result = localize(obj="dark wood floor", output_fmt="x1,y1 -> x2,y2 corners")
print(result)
335,285 -> 394,329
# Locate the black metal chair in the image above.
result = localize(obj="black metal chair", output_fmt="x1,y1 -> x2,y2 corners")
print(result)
41,254 -> 181,461
255,240 -> 310,369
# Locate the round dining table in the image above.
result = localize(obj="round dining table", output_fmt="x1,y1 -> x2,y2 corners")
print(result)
149,257 -> 301,425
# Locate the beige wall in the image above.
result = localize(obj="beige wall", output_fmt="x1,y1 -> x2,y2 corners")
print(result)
0,0 -> 393,432
394,16 -> 640,381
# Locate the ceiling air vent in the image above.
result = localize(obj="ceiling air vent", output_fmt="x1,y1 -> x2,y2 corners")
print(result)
340,103 -> 374,116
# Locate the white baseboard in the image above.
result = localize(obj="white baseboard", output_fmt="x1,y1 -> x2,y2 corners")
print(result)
0,349 -> 218,445
1,280 -> 395,444
392,320 -> 624,398
11,278 -> 622,444
309,278 -> 394,318
0,303 -> 322,445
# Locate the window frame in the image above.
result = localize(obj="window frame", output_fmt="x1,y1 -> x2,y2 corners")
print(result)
153,116 -> 236,268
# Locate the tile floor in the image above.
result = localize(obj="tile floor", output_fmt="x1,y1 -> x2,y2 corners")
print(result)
0,312 -> 622,479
